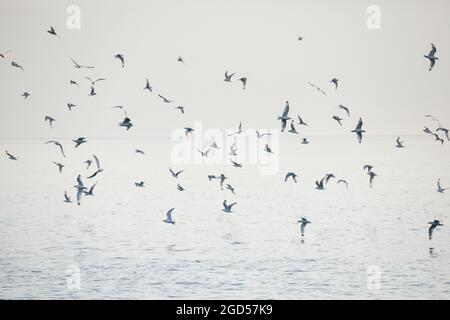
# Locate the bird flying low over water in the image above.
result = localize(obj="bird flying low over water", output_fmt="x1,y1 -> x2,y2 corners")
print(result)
297,115 -> 308,126
256,130 -> 271,138
436,178 -> 448,193
298,217 -> 311,237
396,137 -> 405,148
184,127 -> 194,136
177,184 -> 185,191
169,167 -> 183,178
87,155 -> 103,179
177,56 -> 184,64
230,159 -> 243,167
222,200 -> 237,213
44,116 -> 55,128
368,171 -> 377,188
226,184 -> 236,195
264,144 -> 273,154
424,43 -> 438,71
351,118 -> 365,143
239,77 -> 247,89
45,140 -> 65,157
428,220 -> 443,240
308,82 -> 326,95
163,208 -> 176,224
83,182 -> 97,196
67,103 -> 77,111
224,71 -> 235,82
70,80 -> 79,86
74,175 -> 87,205
89,86 -> 96,96
436,127 -> 449,141
47,26 -> 61,39
5,150 -> 19,160
73,137 -> 87,148
135,181 -> 145,187
285,172 -> 298,183
301,138 -> 309,144
85,77 -> 106,86
175,106 -> 185,114
114,54 -> 125,68
278,101 -> 291,132
71,58 -> 94,69
288,120 -> 298,134
85,159 -> 93,169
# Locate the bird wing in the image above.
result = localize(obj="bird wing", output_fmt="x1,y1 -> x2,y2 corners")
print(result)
430,43 -> 437,57
93,154 -> 101,170
77,175 -> 84,188
167,208 -> 175,221
282,104 -> 289,118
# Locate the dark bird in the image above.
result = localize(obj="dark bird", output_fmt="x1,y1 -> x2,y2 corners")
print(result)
297,115 -> 308,126
64,191 -> 72,203
169,167 -> 184,178
177,56 -> 184,64
135,181 -> 145,187
424,43 -> 438,71
330,78 -> 339,90
285,172 -> 298,183
144,79 -> 152,92
315,177 -> 326,190
396,137 -> 405,148
73,137 -> 87,148
135,149 -> 145,155
67,103 -> 77,111
22,92 -> 31,99
114,54 -> 124,67
177,184 -> 185,191
89,86 -> 96,96
230,159 -> 243,167
297,217 -> 311,237
351,117 -> 365,143
436,127 -> 449,141
47,26 -> 61,38
158,94 -> 173,103
338,105 -> 350,117
118,117 -> 133,130
70,58 -> 94,69
264,144 -> 273,154
70,80 -> 79,86
197,148 -> 211,157
11,61 -> 23,71
0,50 -> 12,58
175,106 -> 185,114
288,120 -> 298,134
368,171 -> 377,188
239,77 -> 247,89
5,150 -> 19,160
222,200 -> 237,213
432,133 -> 444,145
428,220 -> 443,240
278,101 -> 291,132
44,116 -> 55,128
224,71 -> 235,82
308,82 -> 326,95
53,161 -> 64,174
332,115 -> 343,126
184,127 -> 194,136
84,77 -> 106,86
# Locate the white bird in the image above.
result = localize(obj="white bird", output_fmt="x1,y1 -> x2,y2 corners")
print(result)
111,105 -> 128,116
285,172 -> 298,183
351,117 -> 365,143
229,143 -> 238,156
84,159 -> 93,169
45,140 -> 65,157
44,116 -> 55,128
436,127 -> 449,141
437,178 -> 448,193
428,220 -> 443,240
83,182 -> 97,196
424,43 -> 438,71
222,200 -> 237,213
277,101 -> 291,132
297,217 -> 311,237
84,77 -> 105,86
330,78 -> 339,90
73,175 -> 87,206
163,208 -> 176,224
11,61 -> 24,71
87,155 -> 103,179
5,150 -> 19,160
224,71 -> 235,82
288,120 -> 298,134
169,167 -> 183,178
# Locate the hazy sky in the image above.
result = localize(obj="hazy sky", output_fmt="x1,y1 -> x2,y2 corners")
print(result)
1,0 -> 449,139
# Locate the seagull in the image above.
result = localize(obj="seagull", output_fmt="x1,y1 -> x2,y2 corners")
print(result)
73,137 -> 87,148
239,77 -> 247,89
87,155 -> 103,179
228,122 -> 243,136
71,58 -> 94,69
0,50 -> 12,58
22,92 -> 31,99
114,54 -> 125,68
175,106 -> 185,114
53,161 -> 64,174
163,208 -> 176,224
224,71 -> 235,82
177,56 -> 184,64
308,82 -> 326,95
47,26 -> 61,38
337,179 -> 349,190
197,148 -> 211,157
158,94 -> 173,103
84,77 -> 106,86
83,182 -> 97,196
74,175 -> 87,206
428,220 -> 443,240
315,177 -> 326,190
368,171 -> 377,188
144,78 -> 152,92
285,172 -> 298,183
264,144 -> 273,154
226,184 -> 236,195
135,181 -> 145,187
351,118 -> 365,143
11,61 -> 23,71
423,126 -> 433,135
70,80 -> 79,86
278,101 -> 291,132
297,217 -> 311,237
436,179 -> 448,193
84,159 -> 93,169
324,173 -> 336,184
330,78 -> 339,90
135,149 -> 145,155
219,174 -> 228,189
118,117 -> 133,130
44,116 -> 55,128
64,191 -> 72,203
89,86 -> 96,96
288,120 -> 298,134
111,105 -> 128,116
5,150 -> 19,160
298,36 -> 303,41
301,138 -> 309,144
436,127 -> 450,141
432,133 -> 444,145
67,103 -> 77,111
177,184 -> 185,191
297,115 -> 308,126
184,127 -> 194,136
169,167 -> 183,178
332,115 -> 343,126
256,130 -> 272,138
222,200 -> 237,213
338,105 -> 350,117
363,165 -> 374,173
229,143 -> 238,156
424,43 -> 438,71
208,175 -> 218,181
230,159 -> 243,167
396,137 -> 405,148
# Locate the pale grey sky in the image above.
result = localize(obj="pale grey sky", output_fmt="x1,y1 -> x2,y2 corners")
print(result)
0,0 -> 449,139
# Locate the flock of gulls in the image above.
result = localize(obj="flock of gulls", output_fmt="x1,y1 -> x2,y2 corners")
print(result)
1,27 -> 447,242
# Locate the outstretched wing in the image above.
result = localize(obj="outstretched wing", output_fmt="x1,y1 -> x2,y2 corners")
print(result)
93,154 -> 101,170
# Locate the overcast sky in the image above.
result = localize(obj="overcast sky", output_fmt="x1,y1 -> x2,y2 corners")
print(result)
0,0 -> 449,139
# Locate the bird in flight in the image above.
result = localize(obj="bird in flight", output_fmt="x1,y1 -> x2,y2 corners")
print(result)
118,117 -> 134,130
424,43 -> 438,71
87,155 -> 103,179
222,200 -> 237,213
239,77 -> 247,89
135,149 -> 145,155
175,106 -> 185,114
67,103 -> 77,111
224,71 -> 235,82
436,178 -> 448,193
53,161 -> 64,174
11,61 -> 23,71
308,82 -> 326,95
158,94 -> 173,103
44,116 -> 55,128
278,101 -> 291,132
45,140 -> 65,157
337,179 -> 348,190
330,78 -> 339,90
351,118 -> 365,143
432,133 -> 444,145
177,184 -> 185,192
368,171 -> 377,188
70,58 -> 94,69
135,181 -> 145,188
428,220 -> 443,240
111,105 -> 128,116
83,182 -> 97,196
230,159 -> 243,168
73,137 -> 87,148
47,26 -> 61,39
338,105 -> 350,117
301,138 -> 309,144
169,167 -> 183,178
297,115 -> 308,126
0,50 -> 12,58
297,217 -> 311,237
89,86 -> 97,96
315,177 -> 326,190
197,148 -> 211,157
436,127 -> 449,141
22,92 -> 31,99
70,80 -> 79,87
163,208 -> 176,224
228,122 -> 243,136
144,79 -> 152,92
332,115 -> 343,126
84,159 -> 93,169
226,184 -> 236,195
114,54 -> 125,68
264,144 -> 273,154
395,137 -> 405,148
184,127 -> 194,136
5,150 -> 19,160
74,175 -> 87,206
64,191 -> 72,203
285,172 -> 298,183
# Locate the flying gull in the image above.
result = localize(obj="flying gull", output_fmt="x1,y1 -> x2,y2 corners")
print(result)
47,26 -> 61,39
288,120 -> 298,134
436,178 -> 448,193
277,101 -> 291,132
73,137 -> 87,148
337,179 -> 349,190
338,105 -> 350,117
222,200 -> 237,213
64,191 -> 72,203
297,217 -> 311,237
87,155 -> 103,179
428,220 -> 443,240
330,78 -> 339,90
118,117 -> 133,130
114,54 -> 125,68
256,130 -> 272,138
351,117 -> 365,143
73,175 -> 87,205
239,77 -> 247,89
396,137 -> 405,148
45,140 -> 65,157
11,61 -> 23,71
285,172 -> 298,183
163,208 -> 176,224
169,167 -> 184,178
158,94 -> 173,103
144,79 -> 152,92
332,115 -> 343,126
5,150 -> 19,160
424,43 -> 438,71
224,71 -> 235,82
83,182 -> 97,196
71,58 -> 94,69
226,184 -> 236,195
